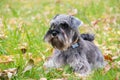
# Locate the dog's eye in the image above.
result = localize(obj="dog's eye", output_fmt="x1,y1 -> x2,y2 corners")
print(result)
60,22 -> 68,29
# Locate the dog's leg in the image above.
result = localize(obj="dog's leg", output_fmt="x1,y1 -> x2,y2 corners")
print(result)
44,50 -> 66,68
67,53 -> 91,75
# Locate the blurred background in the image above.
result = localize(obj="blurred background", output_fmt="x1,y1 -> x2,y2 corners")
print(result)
0,0 -> 120,80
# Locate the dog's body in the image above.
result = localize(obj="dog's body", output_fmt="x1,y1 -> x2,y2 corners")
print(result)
44,14 -> 104,75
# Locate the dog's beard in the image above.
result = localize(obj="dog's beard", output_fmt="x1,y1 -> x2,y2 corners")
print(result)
51,34 -> 67,50
44,29 -> 73,50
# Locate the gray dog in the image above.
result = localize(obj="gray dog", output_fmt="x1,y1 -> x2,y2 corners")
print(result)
44,14 -> 104,75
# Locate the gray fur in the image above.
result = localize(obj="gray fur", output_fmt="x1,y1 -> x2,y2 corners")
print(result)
50,14 -> 83,29
44,14 -> 104,75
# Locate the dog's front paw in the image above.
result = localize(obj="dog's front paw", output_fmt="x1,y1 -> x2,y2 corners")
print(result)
43,59 -> 55,68
73,63 -> 91,75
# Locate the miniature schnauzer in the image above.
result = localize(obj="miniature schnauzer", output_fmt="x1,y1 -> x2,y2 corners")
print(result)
43,14 -> 104,75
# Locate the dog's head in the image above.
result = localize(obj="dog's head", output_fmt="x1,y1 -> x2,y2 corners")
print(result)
44,14 -> 83,50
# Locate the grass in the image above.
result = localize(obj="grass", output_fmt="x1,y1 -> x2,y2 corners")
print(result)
0,0 -> 120,80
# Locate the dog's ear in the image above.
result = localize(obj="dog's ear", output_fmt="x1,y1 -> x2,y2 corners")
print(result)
53,14 -> 59,19
50,14 -> 59,26
70,16 -> 83,28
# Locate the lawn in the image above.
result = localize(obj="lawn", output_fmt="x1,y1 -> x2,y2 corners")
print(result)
0,0 -> 120,80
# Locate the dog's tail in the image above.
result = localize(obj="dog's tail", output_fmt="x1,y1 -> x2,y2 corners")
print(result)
81,33 -> 95,41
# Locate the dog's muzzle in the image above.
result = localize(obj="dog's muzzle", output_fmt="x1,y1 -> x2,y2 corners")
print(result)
51,30 -> 59,37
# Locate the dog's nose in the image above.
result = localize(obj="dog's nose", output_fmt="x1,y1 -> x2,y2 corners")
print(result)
52,31 -> 57,36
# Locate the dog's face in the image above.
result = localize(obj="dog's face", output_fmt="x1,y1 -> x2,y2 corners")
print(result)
44,14 -> 82,50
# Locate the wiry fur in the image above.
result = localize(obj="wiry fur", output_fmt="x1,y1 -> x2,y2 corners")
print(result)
44,14 -> 104,75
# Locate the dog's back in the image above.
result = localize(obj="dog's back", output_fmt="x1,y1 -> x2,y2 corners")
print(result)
80,34 -> 105,69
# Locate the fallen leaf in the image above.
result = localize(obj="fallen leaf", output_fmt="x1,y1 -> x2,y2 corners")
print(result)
112,56 -> 119,60
8,18 -> 17,25
22,59 -> 34,73
55,0 -> 61,3
103,64 -> 111,74
115,72 -> 120,80
40,78 -> 47,80
111,62 -> 119,69
57,68 -> 63,71
33,57 -> 42,64
52,78 -> 67,80
68,8 -> 78,16
7,72 -> 13,79
62,72 -> 70,77
91,19 -> 101,26
21,48 -> 27,54
103,26 -> 112,31
104,55 -> 113,62
18,42 -> 28,54
0,55 -> 14,64
74,72 -> 89,80
0,68 -> 18,80
0,33 -> 7,39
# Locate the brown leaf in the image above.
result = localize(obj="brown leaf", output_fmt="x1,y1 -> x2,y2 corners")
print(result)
0,33 -> 7,40
103,64 -> 111,74
68,9 -> 78,16
55,0 -> 61,3
57,68 -> 63,71
0,55 -> 14,64
111,62 -> 119,69
33,57 -> 42,64
0,68 -> 18,80
91,19 -> 101,26
18,42 -> 28,54
74,73 -> 89,80
62,72 -> 70,77
8,18 -> 17,25
115,72 -> 120,80
40,78 -> 47,80
104,55 -> 113,62
21,48 -> 27,54
22,59 -> 34,73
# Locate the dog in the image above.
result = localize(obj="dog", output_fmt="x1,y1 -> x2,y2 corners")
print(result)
43,14 -> 104,75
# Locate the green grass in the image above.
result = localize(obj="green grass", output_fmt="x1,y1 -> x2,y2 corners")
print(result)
0,0 -> 120,80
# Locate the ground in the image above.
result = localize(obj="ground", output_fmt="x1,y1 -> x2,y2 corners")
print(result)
0,0 -> 120,80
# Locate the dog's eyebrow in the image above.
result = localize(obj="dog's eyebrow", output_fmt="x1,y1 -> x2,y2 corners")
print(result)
50,23 -> 57,30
